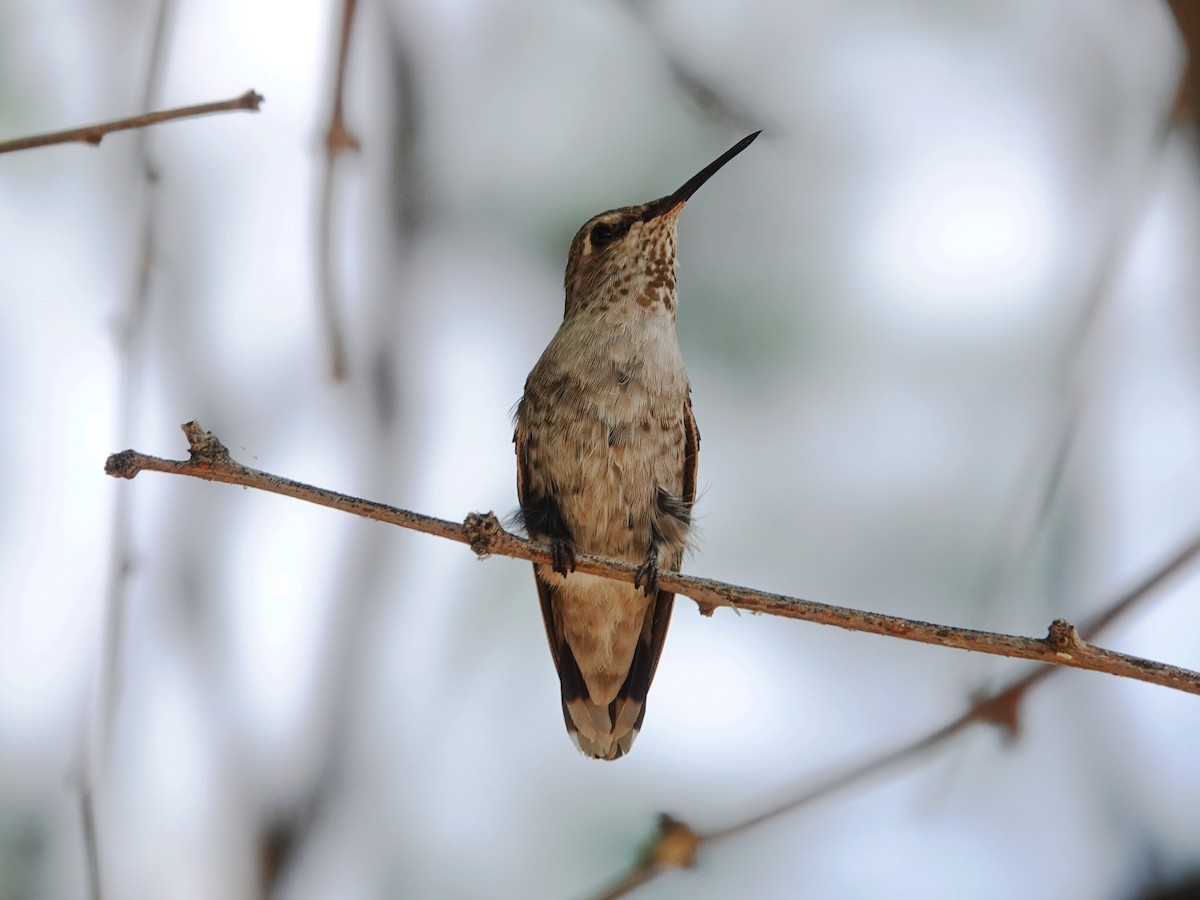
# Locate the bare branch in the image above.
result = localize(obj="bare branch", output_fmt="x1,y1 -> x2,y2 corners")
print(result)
974,110 -> 1171,630
79,783 -> 103,900
0,90 -> 262,155
615,0 -> 774,135
88,8 -> 179,898
104,421 -> 1200,696
99,0 -> 178,761
316,0 -> 360,380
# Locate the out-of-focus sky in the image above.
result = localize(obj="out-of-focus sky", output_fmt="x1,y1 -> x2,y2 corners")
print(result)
2,0 -> 1199,898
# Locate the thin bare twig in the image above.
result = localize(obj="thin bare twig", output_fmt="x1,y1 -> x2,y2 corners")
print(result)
0,89 -> 261,154
316,0 -> 360,380
258,16 -> 426,893
615,0 -> 773,135
87,7 -> 179,898
974,111 -> 1173,627
98,0 -> 177,760
104,421 -> 1200,696
78,779 -> 103,900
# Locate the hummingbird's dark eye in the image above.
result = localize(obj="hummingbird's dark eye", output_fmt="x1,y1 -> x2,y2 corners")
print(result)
590,219 -> 629,249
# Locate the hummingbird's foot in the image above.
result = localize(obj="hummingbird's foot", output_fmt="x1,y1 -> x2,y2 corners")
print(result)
550,539 -> 577,576
634,548 -> 660,597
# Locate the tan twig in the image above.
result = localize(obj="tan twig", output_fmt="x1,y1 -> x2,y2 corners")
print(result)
79,782 -> 102,900
104,421 -> 1200,696
974,110 -> 1173,628
99,0 -> 177,760
616,0 -> 773,135
0,89 -> 262,154
316,0 -> 360,381
87,7 -> 179,898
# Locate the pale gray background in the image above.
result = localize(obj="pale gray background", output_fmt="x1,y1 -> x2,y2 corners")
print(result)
1,0 -> 1198,898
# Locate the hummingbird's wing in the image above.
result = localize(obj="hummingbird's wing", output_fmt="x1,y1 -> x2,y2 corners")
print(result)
612,395 -> 699,731
514,419 -> 580,693
514,420 -> 587,738
635,393 -> 699,693
594,397 -> 699,756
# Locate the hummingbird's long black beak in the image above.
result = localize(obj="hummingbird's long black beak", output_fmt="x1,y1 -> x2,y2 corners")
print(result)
642,130 -> 761,222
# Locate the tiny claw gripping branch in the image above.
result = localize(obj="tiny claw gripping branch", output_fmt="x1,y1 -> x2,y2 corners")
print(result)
550,539 -> 577,576
634,549 -> 660,597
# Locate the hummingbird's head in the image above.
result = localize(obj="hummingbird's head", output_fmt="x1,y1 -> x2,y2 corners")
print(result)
562,131 -> 761,321
563,203 -> 681,320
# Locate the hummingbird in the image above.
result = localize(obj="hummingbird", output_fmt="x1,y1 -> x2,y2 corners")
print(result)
515,132 -> 759,759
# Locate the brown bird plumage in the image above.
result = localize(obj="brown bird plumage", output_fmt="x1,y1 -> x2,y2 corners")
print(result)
515,132 -> 759,759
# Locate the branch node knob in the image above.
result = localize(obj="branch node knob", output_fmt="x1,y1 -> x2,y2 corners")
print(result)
1046,618 -> 1084,657
181,420 -> 230,463
463,511 -> 502,559
646,814 -> 700,870
104,450 -> 141,479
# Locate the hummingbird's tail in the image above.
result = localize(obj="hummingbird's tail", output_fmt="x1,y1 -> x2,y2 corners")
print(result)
541,578 -> 677,761
562,684 -> 647,761
543,588 -> 643,760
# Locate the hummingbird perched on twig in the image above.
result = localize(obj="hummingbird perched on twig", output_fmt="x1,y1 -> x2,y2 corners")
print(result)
515,132 -> 760,759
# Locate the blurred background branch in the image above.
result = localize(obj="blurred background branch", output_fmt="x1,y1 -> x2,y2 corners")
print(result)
0,89 -> 260,154
314,0 -> 360,382
86,4 -> 179,899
